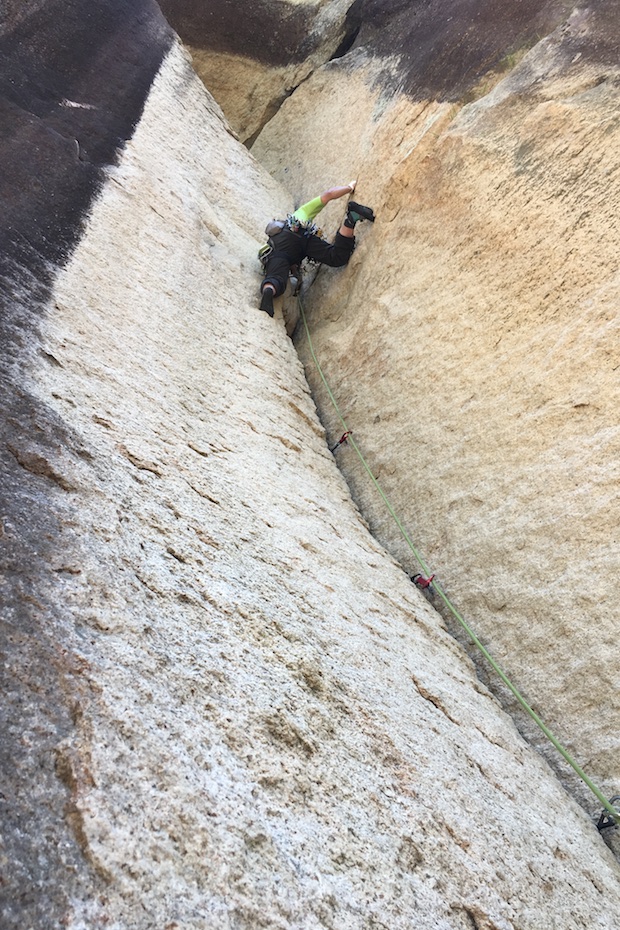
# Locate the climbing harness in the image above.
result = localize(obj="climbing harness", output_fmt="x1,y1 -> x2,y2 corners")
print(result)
258,242 -> 273,266
258,216 -> 323,268
285,213 -> 319,237
297,290 -> 620,830
258,220 -> 287,268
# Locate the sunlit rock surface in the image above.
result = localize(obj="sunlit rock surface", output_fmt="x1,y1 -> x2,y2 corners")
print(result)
2,1 -> 620,927
253,0 -> 620,810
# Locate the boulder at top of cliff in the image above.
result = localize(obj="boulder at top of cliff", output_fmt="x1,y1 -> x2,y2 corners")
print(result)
157,0 -> 357,141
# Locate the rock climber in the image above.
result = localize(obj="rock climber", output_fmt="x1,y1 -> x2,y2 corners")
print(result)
258,181 -> 375,317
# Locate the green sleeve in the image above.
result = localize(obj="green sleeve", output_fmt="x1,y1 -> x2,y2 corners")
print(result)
293,196 -> 325,223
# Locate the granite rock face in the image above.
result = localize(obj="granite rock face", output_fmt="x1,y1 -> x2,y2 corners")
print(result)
0,2 -> 172,925
159,0 -> 581,142
0,0 -> 172,287
157,0 -> 357,142
253,0 -> 620,812
2,1 -> 620,928
7,37 -> 620,930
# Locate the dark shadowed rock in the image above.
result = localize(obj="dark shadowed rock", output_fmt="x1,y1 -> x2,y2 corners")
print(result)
0,0 -> 173,290
340,0 -> 571,98
157,0 -> 357,141
0,2 -> 173,926
157,0 -> 359,68
0,417 -> 97,927
156,0 -> 597,139
167,0 -> 620,130
341,0 -> 620,99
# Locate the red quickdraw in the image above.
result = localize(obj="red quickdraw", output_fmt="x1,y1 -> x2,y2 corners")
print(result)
330,431 -> 352,453
411,573 -> 435,590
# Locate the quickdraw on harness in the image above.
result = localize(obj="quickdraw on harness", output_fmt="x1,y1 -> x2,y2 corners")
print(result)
284,214 -> 321,238
330,431 -> 352,454
257,219 -> 285,268
258,216 -> 325,269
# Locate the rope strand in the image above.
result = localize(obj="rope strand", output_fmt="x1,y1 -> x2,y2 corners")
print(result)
298,292 -> 619,825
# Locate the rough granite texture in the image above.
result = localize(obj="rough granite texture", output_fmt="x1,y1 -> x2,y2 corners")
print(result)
0,0 -> 172,285
158,0 -> 357,142
252,3 -> 620,814
3,37 -> 620,930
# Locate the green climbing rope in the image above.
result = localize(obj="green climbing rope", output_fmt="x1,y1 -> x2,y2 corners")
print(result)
298,293 -> 620,826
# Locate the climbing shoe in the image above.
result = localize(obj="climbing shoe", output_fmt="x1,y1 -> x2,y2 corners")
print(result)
346,202 -> 375,226
259,288 -> 275,317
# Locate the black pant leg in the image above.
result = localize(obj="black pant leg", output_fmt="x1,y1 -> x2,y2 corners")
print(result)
261,229 -> 306,296
304,231 -> 355,268
261,252 -> 291,297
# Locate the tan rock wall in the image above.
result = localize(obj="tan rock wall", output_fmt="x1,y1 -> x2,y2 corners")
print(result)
20,36 -> 620,930
159,0 -> 356,142
252,13 -> 620,810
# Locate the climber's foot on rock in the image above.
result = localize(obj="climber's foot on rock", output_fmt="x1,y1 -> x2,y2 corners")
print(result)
259,288 -> 275,317
347,202 -> 375,223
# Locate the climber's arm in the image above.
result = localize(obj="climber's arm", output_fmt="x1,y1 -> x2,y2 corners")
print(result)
294,181 -> 357,223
